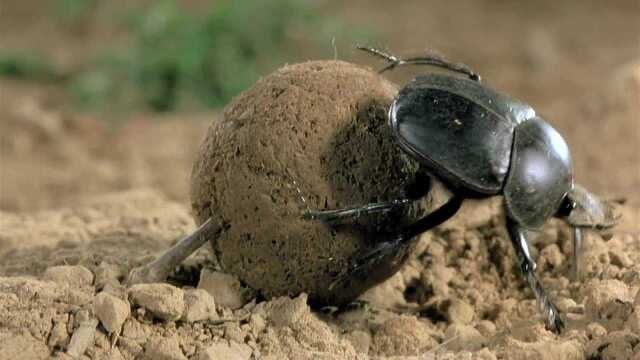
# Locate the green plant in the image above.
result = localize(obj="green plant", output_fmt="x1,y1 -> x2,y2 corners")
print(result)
2,0 -> 375,114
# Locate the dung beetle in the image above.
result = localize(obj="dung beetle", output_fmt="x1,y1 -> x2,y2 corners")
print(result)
302,46 -> 619,333
128,46 -> 619,334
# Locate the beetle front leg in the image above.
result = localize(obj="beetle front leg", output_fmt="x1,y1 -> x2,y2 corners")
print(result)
505,216 -> 565,333
303,198 -> 412,224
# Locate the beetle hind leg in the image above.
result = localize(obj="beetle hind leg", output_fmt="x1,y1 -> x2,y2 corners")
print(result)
330,195 -> 463,289
355,45 -> 481,81
506,216 -> 565,333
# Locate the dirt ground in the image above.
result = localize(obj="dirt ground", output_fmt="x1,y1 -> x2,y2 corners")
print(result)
1,1 -> 639,359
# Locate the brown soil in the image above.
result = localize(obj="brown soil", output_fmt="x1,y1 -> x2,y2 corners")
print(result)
1,1 -> 639,359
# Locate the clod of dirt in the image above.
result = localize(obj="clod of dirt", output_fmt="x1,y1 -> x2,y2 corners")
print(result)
444,324 -> 485,352
447,299 -> 475,325
371,315 -> 438,356
196,341 -> 253,360
67,318 -> 99,358
583,279 -> 631,321
94,292 -> 130,333
197,269 -> 247,310
143,335 -> 186,360
190,60 -> 425,305
128,283 -> 185,321
182,289 -> 217,323
344,330 -> 372,354
42,265 -> 94,288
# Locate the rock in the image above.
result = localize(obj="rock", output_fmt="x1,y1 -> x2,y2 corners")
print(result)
198,269 -> 246,310
371,315 -> 437,356
42,265 -> 94,288
182,288 -> 217,322
94,292 -> 130,333
267,293 -> 309,328
128,283 -> 185,321
0,333 -> 50,359
447,299 -> 475,325
634,288 -> 640,307
143,336 -> 187,360
444,324 -> 486,352
196,340 -> 253,360
248,313 -> 266,337
48,315 -> 70,348
67,318 -> 99,358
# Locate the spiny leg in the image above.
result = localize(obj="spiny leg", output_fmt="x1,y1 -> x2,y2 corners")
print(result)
331,195 -> 464,289
128,217 -> 222,285
356,45 -> 481,82
506,216 -> 565,333
303,198 -> 411,224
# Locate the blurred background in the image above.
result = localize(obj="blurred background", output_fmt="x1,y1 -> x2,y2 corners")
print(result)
1,0 -> 639,212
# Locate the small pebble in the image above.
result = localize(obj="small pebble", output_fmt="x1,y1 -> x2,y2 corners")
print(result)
197,269 -> 246,310
129,283 -> 185,321
182,288 -> 217,323
67,318 -> 99,358
94,292 -> 130,333
196,340 -> 252,360
143,336 -> 187,360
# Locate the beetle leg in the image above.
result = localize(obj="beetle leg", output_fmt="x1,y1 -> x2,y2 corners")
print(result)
506,216 -> 565,333
330,195 -> 463,289
127,217 -> 223,285
303,198 -> 411,224
356,45 -> 481,81
572,227 -> 583,281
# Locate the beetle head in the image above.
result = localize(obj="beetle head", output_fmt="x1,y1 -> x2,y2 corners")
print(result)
559,183 -> 620,229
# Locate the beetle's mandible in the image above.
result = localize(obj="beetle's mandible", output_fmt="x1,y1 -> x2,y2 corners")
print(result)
302,46 -> 619,333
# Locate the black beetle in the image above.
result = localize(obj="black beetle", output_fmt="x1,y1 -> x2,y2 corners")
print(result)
302,46 -> 619,333
128,47 -> 619,334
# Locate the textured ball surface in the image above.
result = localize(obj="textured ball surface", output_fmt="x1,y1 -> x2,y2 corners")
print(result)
190,60 -> 425,304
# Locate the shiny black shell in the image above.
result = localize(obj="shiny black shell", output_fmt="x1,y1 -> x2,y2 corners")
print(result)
504,117 -> 573,228
390,74 -> 573,228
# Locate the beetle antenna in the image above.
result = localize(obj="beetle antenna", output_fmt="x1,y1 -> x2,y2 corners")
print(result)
356,45 -> 481,82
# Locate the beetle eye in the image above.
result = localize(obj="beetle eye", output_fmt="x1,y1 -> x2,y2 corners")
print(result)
556,196 -> 576,217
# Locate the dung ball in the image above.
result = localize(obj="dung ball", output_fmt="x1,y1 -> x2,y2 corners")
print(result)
190,60 -> 426,305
